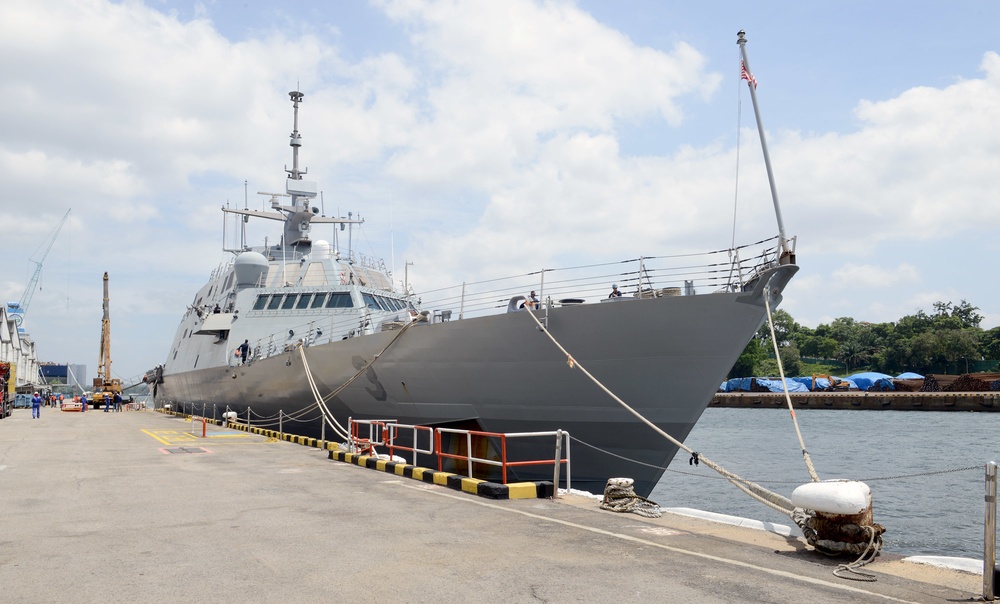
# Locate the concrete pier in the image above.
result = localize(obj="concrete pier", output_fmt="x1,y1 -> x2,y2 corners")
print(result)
711,391 -> 1000,411
0,407 -> 982,602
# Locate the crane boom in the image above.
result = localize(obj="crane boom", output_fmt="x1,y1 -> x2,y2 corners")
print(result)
13,209 -> 71,326
93,271 -> 120,406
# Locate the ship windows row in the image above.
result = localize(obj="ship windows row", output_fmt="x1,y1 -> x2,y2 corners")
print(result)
252,292 -> 355,311
251,291 -> 413,313
361,292 -> 412,313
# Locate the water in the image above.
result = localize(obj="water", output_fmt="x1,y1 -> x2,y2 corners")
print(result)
649,408 -> 1000,559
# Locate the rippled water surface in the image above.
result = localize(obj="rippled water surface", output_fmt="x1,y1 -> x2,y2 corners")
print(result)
649,408 -> 1000,558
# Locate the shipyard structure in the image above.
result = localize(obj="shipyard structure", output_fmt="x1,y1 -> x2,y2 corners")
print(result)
1,303 -> 41,393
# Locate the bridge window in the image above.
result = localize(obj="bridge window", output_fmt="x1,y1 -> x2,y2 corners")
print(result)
253,295 -> 268,311
267,295 -> 282,310
282,295 -> 297,310
362,293 -> 381,310
296,294 -> 313,309
311,293 -> 327,308
326,292 -> 353,308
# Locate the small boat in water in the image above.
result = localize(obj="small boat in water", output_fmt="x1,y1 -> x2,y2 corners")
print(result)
151,31 -> 796,497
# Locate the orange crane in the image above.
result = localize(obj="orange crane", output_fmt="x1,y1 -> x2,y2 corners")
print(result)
92,272 -> 120,408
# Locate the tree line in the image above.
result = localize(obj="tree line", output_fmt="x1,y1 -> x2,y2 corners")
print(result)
729,300 -> 1000,379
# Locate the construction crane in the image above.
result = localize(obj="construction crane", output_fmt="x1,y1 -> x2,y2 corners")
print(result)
10,209 -> 71,327
92,271 -> 120,408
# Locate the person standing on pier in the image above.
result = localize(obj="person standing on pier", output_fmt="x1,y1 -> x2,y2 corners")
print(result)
31,392 -> 41,419
113,392 -> 122,412
80,392 -> 88,412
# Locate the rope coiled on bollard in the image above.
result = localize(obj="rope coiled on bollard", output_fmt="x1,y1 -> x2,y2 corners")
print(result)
600,478 -> 663,518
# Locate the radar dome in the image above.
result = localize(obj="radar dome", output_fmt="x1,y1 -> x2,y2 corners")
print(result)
234,251 -> 269,287
312,240 -> 333,260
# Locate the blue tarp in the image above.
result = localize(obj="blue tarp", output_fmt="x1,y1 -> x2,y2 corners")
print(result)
722,377 -> 809,393
723,372 -> 925,393
847,372 -> 893,391
755,378 -> 810,393
790,377 -> 815,390
722,378 -> 755,392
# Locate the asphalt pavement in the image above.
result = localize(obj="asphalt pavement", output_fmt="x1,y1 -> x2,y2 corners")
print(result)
0,407 -> 982,603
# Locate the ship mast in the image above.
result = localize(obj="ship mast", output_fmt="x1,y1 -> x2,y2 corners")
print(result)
221,91 -> 365,255
287,90 -> 305,181
737,30 -> 793,264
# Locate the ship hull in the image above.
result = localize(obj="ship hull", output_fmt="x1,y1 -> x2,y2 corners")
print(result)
157,265 -> 796,497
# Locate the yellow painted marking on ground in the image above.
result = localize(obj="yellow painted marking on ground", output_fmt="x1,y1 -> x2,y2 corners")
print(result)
141,429 -> 178,445
394,464 -> 408,476
411,468 -> 428,480
376,460 -> 387,471
143,428 -> 272,447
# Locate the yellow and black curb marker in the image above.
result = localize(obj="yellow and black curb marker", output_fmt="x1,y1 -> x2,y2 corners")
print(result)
159,409 -> 553,500
327,449 -> 553,500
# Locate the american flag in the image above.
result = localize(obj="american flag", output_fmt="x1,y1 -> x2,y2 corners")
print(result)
741,60 -> 757,89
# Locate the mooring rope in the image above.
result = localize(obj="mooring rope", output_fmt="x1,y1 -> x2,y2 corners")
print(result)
522,303 -> 887,581
520,308 -> 796,517
600,478 -> 662,518
299,347 -> 350,441
298,315 -> 424,444
763,291 -> 820,482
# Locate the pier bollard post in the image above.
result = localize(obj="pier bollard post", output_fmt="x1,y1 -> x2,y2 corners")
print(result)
279,410 -> 283,440
247,406 -> 251,431
986,461 -> 998,601
552,429 -> 563,499
320,418 -> 326,452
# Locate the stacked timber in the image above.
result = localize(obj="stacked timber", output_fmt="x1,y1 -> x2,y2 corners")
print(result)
919,375 -> 943,392
919,373 -> 1000,392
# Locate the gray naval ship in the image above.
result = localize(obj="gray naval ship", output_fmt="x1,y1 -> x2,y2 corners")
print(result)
152,33 -> 797,497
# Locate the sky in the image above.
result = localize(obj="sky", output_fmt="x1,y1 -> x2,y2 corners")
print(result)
2,0 -> 999,382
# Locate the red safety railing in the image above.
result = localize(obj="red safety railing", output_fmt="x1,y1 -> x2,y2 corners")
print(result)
435,427 -> 570,488
384,422 -> 435,468
347,419 -> 571,490
189,415 -> 207,438
349,418 -> 391,455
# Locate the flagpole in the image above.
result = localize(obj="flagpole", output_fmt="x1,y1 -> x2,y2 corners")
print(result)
737,30 -> 791,262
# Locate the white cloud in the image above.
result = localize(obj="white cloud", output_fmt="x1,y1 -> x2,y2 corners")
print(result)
2,0 -> 999,381
831,263 -> 921,289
